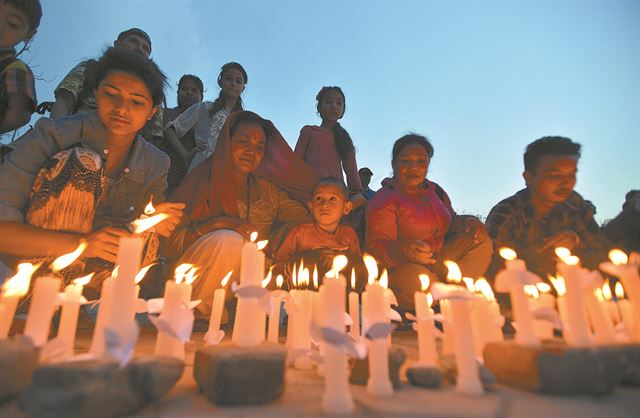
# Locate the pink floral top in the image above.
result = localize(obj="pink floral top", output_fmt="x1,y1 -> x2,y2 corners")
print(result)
365,178 -> 455,267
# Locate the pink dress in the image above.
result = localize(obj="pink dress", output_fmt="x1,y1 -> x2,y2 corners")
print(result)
294,125 -> 362,193
365,178 -> 455,267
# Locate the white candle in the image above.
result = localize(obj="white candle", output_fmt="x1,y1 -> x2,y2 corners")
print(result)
207,271 -> 232,344
0,263 -> 37,339
292,289 -> 314,369
556,252 -> 592,347
536,282 -> 556,309
472,278 -> 504,350
365,280 -> 393,396
349,269 -> 360,339
600,250 -> 640,341
440,299 -> 455,355
495,249 -> 540,347
57,274 -> 92,358
321,274 -> 353,413
155,278 -> 193,360
450,298 -> 483,394
90,275 -> 115,356
414,274 -> 437,367
615,282 -> 636,338
285,288 -> 297,349
24,276 -> 61,347
267,297 -> 282,343
232,234 -> 266,347
584,285 -> 616,345
601,282 -> 621,324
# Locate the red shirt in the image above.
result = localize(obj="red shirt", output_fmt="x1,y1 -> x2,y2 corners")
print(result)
365,178 -> 455,267
275,223 -> 361,263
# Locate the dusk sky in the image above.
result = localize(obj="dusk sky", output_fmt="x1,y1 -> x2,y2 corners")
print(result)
5,0 -> 639,222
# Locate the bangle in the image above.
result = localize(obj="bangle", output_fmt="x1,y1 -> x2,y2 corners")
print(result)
192,222 -> 204,238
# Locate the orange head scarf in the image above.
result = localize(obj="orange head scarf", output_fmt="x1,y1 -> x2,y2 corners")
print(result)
172,111 -> 320,223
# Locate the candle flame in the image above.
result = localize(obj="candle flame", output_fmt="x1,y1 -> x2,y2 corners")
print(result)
1,263 -> 38,297
292,264 -> 298,288
257,240 -> 268,251
564,255 -> 580,266
301,267 -> 310,288
135,263 -> 155,285
111,265 -> 119,279
262,267 -> 274,288
363,253 -> 379,285
51,242 -> 87,272
499,247 -> 517,261
174,263 -> 194,284
276,274 -> 284,288
524,284 -> 540,299
184,267 -> 198,285
549,275 -> 566,296
73,273 -> 94,287
221,270 -> 233,287
474,278 -> 495,301
462,277 -> 475,292
419,273 -> 430,292
609,249 -> 628,266
350,268 -> 356,290
536,282 -> 552,293
297,260 -> 305,287
331,254 -> 348,278
554,247 -> 572,260
250,231 -> 258,242
312,265 -> 319,289
130,213 -> 169,234
379,269 -> 389,289
427,292 -> 434,307
615,282 -> 625,299
595,288 -> 605,302
444,260 -> 462,283
602,282 -> 613,301
143,197 -> 155,215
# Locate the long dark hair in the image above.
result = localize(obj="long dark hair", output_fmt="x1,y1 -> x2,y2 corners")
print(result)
208,62 -> 247,117
316,86 -> 355,161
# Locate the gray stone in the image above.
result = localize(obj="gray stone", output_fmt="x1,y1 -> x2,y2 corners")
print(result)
406,366 -> 443,388
349,345 -> 406,388
483,340 -> 621,395
19,355 -> 184,418
0,337 -> 38,403
612,344 -> 640,386
193,342 -> 286,406
439,354 -> 497,390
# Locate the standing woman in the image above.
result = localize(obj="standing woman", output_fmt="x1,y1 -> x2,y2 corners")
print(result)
295,86 -> 364,200
164,62 -> 247,172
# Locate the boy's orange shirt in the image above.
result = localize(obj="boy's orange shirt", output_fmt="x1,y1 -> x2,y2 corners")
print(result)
275,223 -> 361,263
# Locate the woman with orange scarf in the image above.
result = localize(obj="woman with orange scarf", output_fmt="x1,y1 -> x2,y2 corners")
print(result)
165,111 -> 318,317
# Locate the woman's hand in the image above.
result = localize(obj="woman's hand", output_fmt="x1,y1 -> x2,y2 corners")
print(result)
402,239 -> 436,265
83,226 -> 132,263
451,215 -> 486,242
153,202 -> 186,238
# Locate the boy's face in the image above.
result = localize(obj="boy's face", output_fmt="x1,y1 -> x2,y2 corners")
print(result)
524,154 -> 578,205
0,3 -> 33,49
308,184 -> 352,230
115,34 -> 151,58
177,79 -> 202,111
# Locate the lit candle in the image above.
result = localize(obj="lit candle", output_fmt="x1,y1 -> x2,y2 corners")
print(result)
442,261 -> 483,395
555,248 -> 592,347
0,263 -> 38,339
414,274 -> 438,367
57,273 -> 93,358
601,281 -> 620,324
537,282 -> 556,309
291,267 -> 314,369
155,264 -> 198,359
348,269 -> 360,339
494,248 -> 540,347
471,278 -> 504,357
615,282 -> 636,339
364,274 -> 393,396
581,272 -> 616,345
320,273 -> 353,413
90,269 -> 116,357
204,270 -> 232,345
550,275 -> 571,339
23,276 -> 61,347
600,249 -> 640,341
268,274 -> 286,343
232,232 -> 267,347
524,284 -> 553,339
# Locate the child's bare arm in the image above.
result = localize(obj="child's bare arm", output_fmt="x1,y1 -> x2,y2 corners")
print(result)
0,93 -> 32,133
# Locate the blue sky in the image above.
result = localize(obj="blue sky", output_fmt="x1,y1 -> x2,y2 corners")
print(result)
7,0 -> 640,222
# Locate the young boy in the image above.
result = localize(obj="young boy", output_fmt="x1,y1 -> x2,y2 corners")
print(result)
0,0 -> 41,134
275,177 -> 362,287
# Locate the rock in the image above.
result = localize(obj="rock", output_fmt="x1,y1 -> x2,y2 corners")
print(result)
194,342 -> 286,406
483,340 -> 621,395
19,355 -> 184,418
613,344 -> 640,386
406,366 -> 443,388
349,345 -> 406,388
0,337 -> 38,403
439,354 -> 497,390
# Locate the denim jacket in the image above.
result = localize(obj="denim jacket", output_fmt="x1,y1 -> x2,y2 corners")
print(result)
0,111 -> 169,227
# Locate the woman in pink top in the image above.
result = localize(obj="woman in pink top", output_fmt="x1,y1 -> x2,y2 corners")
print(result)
365,134 -> 492,309
294,86 -> 363,195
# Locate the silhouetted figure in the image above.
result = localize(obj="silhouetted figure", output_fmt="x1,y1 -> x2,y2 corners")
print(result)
603,190 -> 640,253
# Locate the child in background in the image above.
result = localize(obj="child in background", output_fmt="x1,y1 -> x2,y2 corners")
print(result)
294,86 -> 366,209
0,0 -> 41,133
275,177 -> 365,291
